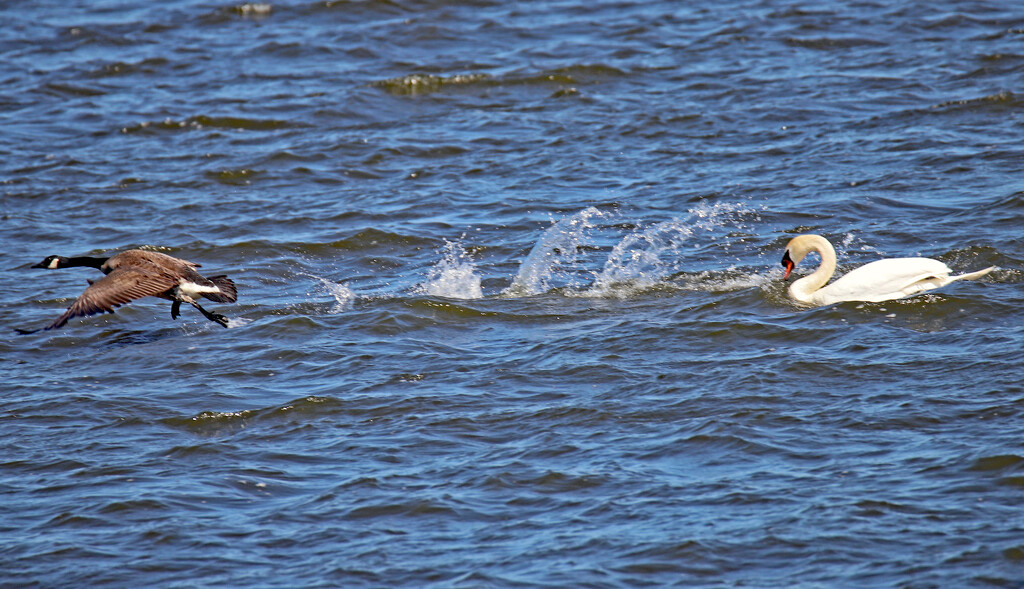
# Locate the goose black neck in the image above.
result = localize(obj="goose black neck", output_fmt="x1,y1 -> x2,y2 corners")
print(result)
66,256 -> 108,269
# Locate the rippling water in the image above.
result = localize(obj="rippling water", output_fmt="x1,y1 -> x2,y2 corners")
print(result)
2,0 -> 1023,586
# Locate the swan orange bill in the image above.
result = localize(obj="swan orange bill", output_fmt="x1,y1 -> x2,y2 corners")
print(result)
781,251 -> 794,279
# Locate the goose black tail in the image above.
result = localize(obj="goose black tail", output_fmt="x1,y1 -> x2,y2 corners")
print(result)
202,275 -> 237,303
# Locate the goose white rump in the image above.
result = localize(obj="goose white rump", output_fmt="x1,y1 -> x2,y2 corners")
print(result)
780,234 -> 994,306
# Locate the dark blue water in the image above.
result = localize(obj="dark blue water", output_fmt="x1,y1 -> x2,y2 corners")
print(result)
2,0 -> 1023,586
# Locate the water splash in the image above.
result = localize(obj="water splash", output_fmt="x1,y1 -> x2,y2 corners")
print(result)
417,241 -> 483,299
504,207 -> 608,297
307,275 -> 355,313
226,317 -> 253,328
587,220 -> 691,295
585,201 -> 748,297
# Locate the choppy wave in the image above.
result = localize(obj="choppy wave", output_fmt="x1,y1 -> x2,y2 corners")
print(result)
374,65 -> 627,96
88,57 -> 170,78
120,115 -> 295,134
374,73 -> 493,96
931,90 -> 1019,112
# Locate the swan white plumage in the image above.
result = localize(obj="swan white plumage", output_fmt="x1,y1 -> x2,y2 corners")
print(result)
780,234 -> 994,306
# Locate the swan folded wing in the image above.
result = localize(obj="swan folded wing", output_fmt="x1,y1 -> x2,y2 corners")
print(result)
819,257 -> 952,303
45,268 -> 178,330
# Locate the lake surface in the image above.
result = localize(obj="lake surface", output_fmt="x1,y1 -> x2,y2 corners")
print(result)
2,0 -> 1023,586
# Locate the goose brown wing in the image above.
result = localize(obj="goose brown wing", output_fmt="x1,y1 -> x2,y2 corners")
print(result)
105,250 -> 201,272
45,268 -> 177,330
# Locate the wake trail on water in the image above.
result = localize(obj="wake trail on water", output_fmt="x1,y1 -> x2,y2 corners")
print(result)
295,201 -> 765,310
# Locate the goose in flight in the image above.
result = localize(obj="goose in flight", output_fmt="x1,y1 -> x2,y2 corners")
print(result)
23,249 -> 237,331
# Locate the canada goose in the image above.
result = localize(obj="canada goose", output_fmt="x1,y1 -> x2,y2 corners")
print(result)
22,249 -> 237,331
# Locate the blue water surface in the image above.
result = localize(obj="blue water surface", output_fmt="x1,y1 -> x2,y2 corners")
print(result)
2,0 -> 1022,586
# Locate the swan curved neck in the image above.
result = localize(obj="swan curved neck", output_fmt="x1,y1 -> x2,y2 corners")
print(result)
789,236 -> 837,303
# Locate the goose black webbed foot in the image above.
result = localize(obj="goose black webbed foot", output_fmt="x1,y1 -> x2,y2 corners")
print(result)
209,312 -> 229,328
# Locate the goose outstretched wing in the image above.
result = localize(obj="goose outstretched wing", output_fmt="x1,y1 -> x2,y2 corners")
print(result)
46,267 -> 177,330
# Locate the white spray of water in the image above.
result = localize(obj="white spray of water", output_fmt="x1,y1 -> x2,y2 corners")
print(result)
503,206 -> 607,297
587,220 -> 690,294
584,201 -> 748,297
225,317 -> 253,328
307,274 -> 355,313
417,240 -> 483,299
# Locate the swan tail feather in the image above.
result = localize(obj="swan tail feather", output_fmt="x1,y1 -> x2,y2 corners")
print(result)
951,266 -> 996,282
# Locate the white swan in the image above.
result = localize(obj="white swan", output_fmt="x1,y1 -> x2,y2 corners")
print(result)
780,234 -> 994,306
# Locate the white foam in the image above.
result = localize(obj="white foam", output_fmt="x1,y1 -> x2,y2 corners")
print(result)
235,3 -> 272,17
677,269 -> 774,292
